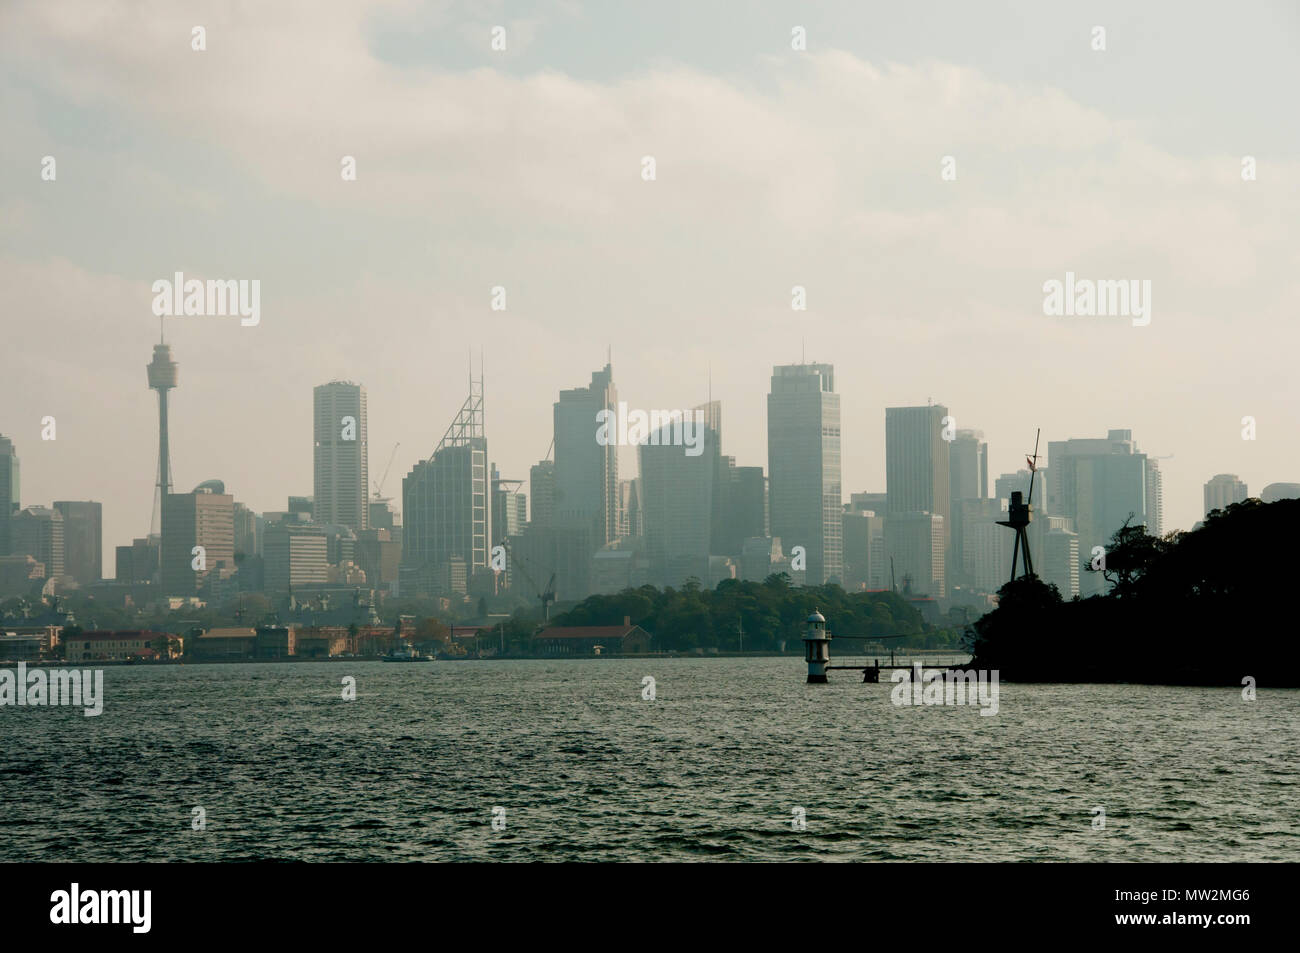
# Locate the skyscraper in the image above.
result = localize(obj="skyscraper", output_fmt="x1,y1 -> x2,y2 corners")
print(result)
0,435 -> 17,556
949,429 -> 988,501
529,461 -> 555,529
639,402 -> 719,587
401,379 -> 488,596
849,491 -> 887,514
160,486 -> 234,596
947,427 -> 987,589
842,508 -> 885,590
886,405 -> 951,594
553,364 -> 619,546
146,338 -> 178,538
996,470 -> 1038,508
1034,515 -> 1080,598
961,498 -> 1013,594
115,537 -> 160,585
767,363 -> 842,585
263,522 -> 329,591
233,502 -> 258,558
1204,474 -> 1248,516
714,459 -> 766,555
1145,459 -> 1164,537
491,464 -> 526,544
885,405 -> 951,529
11,506 -> 63,579
313,381 -> 369,532
884,511 -> 945,597
617,478 -> 642,539
1048,430 -> 1149,595
53,501 -> 102,586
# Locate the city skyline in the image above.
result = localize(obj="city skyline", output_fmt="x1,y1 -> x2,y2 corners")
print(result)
3,0 -> 1300,885
2,348 -> 1292,583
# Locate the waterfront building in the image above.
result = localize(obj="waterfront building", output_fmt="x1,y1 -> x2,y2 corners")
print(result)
532,619 -> 653,656
64,630 -> 178,661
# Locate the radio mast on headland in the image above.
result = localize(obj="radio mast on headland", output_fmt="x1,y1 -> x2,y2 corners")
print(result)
997,429 -> 1040,584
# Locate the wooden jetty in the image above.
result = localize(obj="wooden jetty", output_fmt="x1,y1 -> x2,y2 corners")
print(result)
827,656 -> 967,683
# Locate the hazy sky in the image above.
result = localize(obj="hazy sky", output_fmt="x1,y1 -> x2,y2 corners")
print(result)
3,0 -> 1298,567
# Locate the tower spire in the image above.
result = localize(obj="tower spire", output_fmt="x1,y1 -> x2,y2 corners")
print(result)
147,339 -> 179,539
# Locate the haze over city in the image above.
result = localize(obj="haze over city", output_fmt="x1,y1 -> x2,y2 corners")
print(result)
7,0 -> 1300,903
3,0 -> 1298,568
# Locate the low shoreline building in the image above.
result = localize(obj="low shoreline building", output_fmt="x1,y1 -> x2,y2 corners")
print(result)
532,619 -> 653,656
189,627 -> 257,660
63,630 -> 179,661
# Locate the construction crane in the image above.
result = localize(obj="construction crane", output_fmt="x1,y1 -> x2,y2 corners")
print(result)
371,442 -> 400,503
499,538 -> 556,622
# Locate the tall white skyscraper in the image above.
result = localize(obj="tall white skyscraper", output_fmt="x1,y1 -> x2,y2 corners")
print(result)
314,381 -> 369,532
767,363 -> 842,585
1145,459 -> 1164,536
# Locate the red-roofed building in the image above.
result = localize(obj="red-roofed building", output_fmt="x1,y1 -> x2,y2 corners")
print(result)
532,618 -> 652,656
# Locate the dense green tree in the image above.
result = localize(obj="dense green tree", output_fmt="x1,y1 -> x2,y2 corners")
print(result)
548,576 -> 928,652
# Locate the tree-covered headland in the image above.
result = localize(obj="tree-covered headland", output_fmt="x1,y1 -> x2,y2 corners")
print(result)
968,498 -> 1300,685
548,573 -> 961,652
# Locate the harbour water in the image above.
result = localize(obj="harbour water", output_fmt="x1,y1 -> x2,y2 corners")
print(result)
2,658 -> 1296,862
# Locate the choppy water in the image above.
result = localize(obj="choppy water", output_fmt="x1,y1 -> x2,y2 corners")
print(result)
2,658 -> 1296,861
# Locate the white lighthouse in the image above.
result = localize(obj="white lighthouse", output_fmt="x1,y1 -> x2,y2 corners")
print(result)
802,608 -> 831,683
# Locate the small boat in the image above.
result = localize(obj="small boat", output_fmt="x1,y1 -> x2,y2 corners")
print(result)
381,642 -> 433,662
